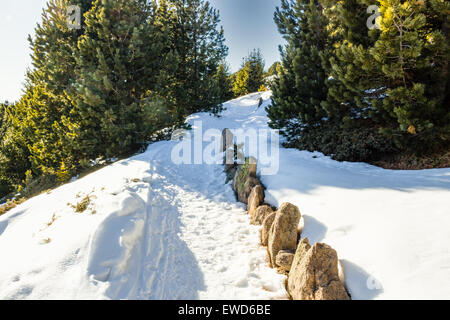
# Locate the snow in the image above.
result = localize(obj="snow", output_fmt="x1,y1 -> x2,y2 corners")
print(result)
1,91 -> 449,300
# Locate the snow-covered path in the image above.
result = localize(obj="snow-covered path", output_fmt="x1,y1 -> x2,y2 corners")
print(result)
0,92 -> 287,300
1,91 -> 449,300
133,142 -> 286,300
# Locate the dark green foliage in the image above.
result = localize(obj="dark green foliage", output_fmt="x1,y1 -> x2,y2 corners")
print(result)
0,102 -> 11,198
244,49 -> 266,94
167,0 -> 228,117
286,120 -> 396,162
319,0 -> 380,122
215,63 -> 234,103
0,102 -> 31,198
269,0 -> 450,163
0,102 -> 6,140
267,0 -> 329,133
0,0 -> 229,198
74,0 -> 173,159
370,0 -> 450,151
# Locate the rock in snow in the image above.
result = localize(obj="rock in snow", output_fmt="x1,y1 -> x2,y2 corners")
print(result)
232,159 -> 261,204
275,250 -> 295,272
267,203 -> 301,268
251,205 -> 273,226
260,211 -> 277,247
288,239 -> 350,300
248,185 -> 265,218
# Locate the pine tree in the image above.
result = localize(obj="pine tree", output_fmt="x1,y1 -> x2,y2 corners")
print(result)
268,0 -> 329,137
74,0 -> 173,159
323,0 -> 449,150
371,0 -> 450,149
245,49 -> 266,93
232,63 -> 250,97
0,102 -> 31,197
215,63 -> 234,102
13,0 -> 93,178
232,49 -> 265,97
267,61 -> 281,77
167,0 -> 228,118
319,0 -> 380,122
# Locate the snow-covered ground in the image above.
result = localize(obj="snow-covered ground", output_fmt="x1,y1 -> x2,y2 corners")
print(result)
0,91 -> 449,300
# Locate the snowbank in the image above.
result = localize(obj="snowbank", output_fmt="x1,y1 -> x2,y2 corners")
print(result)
0,91 -> 449,300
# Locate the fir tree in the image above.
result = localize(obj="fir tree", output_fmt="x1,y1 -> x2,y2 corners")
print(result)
215,63 -> 234,102
0,102 -> 31,197
14,0 -> 93,178
74,0 -> 173,158
167,0 -> 228,117
232,49 -> 265,97
268,0 -> 329,137
371,0 -> 450,149
267,61 -> 281,77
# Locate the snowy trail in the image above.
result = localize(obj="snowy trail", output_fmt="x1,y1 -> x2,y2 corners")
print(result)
1,91 -> 449,300
135,142 -> 286,300
0,94 -> 287,300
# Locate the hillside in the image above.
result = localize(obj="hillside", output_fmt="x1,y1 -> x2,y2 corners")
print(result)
0,92 -> 449,300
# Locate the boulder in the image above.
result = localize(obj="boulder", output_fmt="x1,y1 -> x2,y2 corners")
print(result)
232,159 -> 261,204
267,203 -> 301,268
290,238 -> 311,271
247,156 -> 257,177
275,250 -> 295,272
221,128 -> 234,153
247,186 -> 264,218
251,205 -> 274,226
260,212 -> 276,246
225,164 -> 237,184
288,240 -> 350,300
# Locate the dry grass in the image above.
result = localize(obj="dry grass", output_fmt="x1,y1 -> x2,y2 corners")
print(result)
74,195 -> 91,213
68,192 -> 97,214
45,214 -> 58,228
0,198 -> 26,216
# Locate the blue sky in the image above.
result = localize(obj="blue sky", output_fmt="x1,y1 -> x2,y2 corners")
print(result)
209,0 -> 284,71
0,0 -> 283,102
0,0 -> 48,102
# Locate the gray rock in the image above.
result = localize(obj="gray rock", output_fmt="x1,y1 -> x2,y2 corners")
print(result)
221,128 -> 234,153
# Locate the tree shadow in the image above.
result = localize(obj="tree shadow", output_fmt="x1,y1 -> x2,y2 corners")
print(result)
89,171 -> 206,300
0,209 -> 27,237
0,220 -> 7,237
135,195 -> 206,300
262,148 -> 450,194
